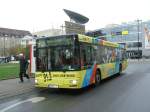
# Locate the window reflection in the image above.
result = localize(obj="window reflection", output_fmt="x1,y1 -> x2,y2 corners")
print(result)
37,46 -> 80,71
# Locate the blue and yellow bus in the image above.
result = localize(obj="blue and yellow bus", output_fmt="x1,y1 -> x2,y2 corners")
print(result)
35,34 -> 128,89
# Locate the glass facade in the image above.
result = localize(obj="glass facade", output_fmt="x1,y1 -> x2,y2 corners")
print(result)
86,20 -> 150,58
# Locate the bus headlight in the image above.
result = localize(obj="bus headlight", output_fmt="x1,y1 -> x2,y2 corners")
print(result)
35,79 -> 38,84
70,80 -> 77,85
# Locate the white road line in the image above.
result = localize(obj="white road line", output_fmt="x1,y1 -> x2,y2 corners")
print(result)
0,97 -> 45,112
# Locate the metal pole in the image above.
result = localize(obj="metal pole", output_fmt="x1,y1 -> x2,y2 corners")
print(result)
137,19 -> 140,61
4,36 -> 5,57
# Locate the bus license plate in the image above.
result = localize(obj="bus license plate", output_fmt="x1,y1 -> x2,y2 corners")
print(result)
48,84 -> 58,88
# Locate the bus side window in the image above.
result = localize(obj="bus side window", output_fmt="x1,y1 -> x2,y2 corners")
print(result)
86,46 -> 92,65
116,49 -> 119,61
122,50 -> 126,60
117,48 -> 122,61
111,48 -> 116,62
80,44 -> 93,68
92,45 -> 97,63
102,46 -> 108,63
80,46 -> 86,68
97,46 -> 105,64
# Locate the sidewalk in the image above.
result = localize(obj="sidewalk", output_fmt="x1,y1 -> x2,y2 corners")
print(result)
0,78 -> 35,100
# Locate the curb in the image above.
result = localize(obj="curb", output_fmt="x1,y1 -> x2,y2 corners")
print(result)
0,76 -> 35,81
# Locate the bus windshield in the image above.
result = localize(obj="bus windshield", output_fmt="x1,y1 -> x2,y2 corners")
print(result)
36,36 -> 80,71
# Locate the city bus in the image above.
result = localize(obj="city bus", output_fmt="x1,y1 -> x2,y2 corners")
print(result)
35,34 -> 128,89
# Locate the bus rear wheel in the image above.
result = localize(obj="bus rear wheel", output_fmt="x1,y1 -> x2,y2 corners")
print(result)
94,70 -> 101,86
119,64 -> 122,75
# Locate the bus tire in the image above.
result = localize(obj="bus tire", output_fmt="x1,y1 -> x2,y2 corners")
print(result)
119,64 -> 122,75
94,70 -> 101,86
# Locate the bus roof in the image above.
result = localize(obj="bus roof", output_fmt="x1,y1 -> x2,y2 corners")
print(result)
78,34 -> 125,49
36,34 -> 125,49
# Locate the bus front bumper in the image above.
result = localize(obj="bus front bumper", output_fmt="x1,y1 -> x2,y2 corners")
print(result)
35,78 -> 81,89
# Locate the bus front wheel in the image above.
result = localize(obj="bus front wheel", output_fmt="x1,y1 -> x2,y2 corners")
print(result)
94,70 -> 101,86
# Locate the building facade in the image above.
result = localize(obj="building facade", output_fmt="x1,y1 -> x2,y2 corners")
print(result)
0,27 -> 31,57
86,20 -> 150,59
32,29 -> 64,37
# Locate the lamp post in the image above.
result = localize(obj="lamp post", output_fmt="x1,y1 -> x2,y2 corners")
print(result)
3,36 -> 6,57
137,19 -> 142,60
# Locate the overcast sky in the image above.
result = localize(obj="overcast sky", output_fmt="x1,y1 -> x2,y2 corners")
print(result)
0,0 -> 150,32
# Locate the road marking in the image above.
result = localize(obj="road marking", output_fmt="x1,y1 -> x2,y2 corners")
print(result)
0,97 -> 45,112
28,97 -> 46,103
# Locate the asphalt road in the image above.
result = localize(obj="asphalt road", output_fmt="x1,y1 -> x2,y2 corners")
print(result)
0,61 -> 150,112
